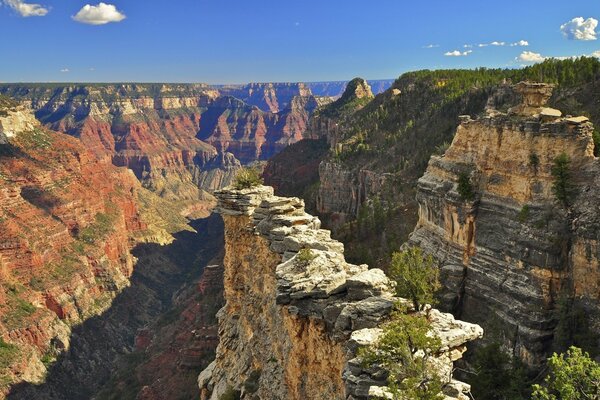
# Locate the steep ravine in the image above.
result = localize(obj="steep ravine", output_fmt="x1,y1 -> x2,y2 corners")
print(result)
0,102 -> 225,399
7,216 -> 224,400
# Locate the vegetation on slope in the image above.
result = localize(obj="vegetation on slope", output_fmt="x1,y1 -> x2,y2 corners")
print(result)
313,57 -> 600,267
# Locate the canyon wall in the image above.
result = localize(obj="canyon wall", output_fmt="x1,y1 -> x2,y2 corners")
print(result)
0,84 -> 322,212
408,82 -> 600,367
198,185 -> 482,400
0,103 -> 226,399
0,104 -> 157,394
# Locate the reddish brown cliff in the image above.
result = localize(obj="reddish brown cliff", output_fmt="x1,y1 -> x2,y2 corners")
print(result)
0,105 -> 180,395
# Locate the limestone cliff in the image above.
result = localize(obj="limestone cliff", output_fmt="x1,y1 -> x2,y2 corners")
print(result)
199,185 -> 482,399
408,82 -> 599,367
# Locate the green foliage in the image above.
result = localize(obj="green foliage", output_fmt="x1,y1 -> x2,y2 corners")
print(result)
219,386 -> 241,400
359,308 -> 443,400
532,347 -> 600,400
0,338 -> 18,388
78,211 -> 117,244
0,338 -> 18,370
470,342 -> 530,400
2,287 -> 37,328
295,248 -> 317,266
457,173 -> 475,201
593,130 -> 600,158
553,296 -> 599,357
434,141 -> 450,156
518,205 -> 531,223
529,152 -> 540,171
232,167 -> 264,190
243,369 -> 261,394
17,128 -> 53,149
551,153 -> 575,207
388,247 -> 440,311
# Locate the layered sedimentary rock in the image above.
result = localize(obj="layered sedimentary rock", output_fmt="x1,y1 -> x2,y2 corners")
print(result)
217,83 -> 312,113
199,185 -> 482,400
408,82 -> 598,367
197,94 -> 318,163
0,106 -> 156,394
0,84 -> 321,206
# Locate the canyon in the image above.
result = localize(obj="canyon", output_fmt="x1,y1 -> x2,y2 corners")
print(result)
1,59 -> 600,400
0,78 -> 394,399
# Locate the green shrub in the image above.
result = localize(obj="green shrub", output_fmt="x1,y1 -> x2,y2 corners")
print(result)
518,205 -> 530,223
470,342 -> 530,400
529,152 -> 540,171
551,153 -> 575,207
593,130 -> 600,158
388,247 -> 440,311
532,346 -> 600,400
295,248 -> 317,266
434,141 -> 451,155
359,308 -> 443,400
232,167 -> 263,190
78,212 -> 117,244
0,338 -> 18,370
243,369 -> 261,394
457,173 -> 475,201
219,386 -> 241,400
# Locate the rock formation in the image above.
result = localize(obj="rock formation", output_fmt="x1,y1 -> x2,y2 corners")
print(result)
199,185 -> 482,400
0,105 -> 155,393
0,83 -> 321,211
408,82 -> 598,367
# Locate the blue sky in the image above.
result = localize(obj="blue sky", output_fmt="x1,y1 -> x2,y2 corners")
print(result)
0,0 -> 599,83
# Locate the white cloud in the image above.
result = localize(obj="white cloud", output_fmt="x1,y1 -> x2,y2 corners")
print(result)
592,50 -> 600,58
423,44 -> 439,48
517,51 -> 546,63
490,41 -> 506,46
60,68 -> 70,73
463,44 -> 473,48
478,43 -> 488,47
510,40 -> 529,47
3,0 -> 48,17
560,17 -> 598,40
72,2 -> 126,25
444,50 -> 472,57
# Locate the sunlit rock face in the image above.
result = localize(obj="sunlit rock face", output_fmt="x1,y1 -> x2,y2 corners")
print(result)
198,185 -> 482,400
408,82 -> 599,368
0,84 -> 321,207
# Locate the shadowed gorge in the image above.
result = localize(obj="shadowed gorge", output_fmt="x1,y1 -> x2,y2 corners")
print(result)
7,215 -> 224,400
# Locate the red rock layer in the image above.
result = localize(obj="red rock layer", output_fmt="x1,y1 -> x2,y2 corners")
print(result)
0,126 -> 148,392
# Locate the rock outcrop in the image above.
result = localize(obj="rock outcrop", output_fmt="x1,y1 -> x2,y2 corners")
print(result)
408,82 -> 598,367
199,185 -> 482,400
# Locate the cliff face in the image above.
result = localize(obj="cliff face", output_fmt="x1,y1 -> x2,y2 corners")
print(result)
197,94 -> 318,164
408,82 -> 599,367
218,83 -> 312,113
199,185 -> 482,400
0,105 -> 154,393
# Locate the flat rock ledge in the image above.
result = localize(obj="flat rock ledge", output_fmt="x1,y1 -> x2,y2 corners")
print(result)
206,185 -> 483,400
